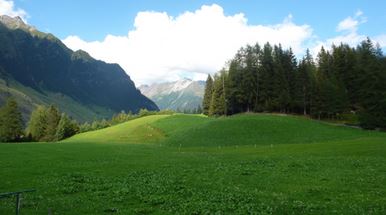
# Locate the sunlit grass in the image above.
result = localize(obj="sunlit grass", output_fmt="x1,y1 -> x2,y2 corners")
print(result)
1,114 -> 385,214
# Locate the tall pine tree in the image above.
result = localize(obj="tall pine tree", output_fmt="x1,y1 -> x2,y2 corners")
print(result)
205,39 -> 386,129
259,43 -> 275,111
209,72 -> 227,116
43,105 -> 61,141
227,55 -> 245,114
295,49 -> 315,115
27,105 -> 48,141
55,113 -> 79,141
202,75 -> 214,115
356,38 -> 386,128
0,98 -> 24,142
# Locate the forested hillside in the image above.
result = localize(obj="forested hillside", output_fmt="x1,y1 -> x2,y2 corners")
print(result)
0,15 -> 158,122
203,38 -> 386,129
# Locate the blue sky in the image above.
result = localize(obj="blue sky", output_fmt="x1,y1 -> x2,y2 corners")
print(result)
2,0 -> 386,84
14,0 -> 386,41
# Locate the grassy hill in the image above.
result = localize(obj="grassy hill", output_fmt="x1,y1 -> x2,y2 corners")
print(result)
152,114 -> 379,147
66,113 -> 381,147
65,115 -> 169,143
1,114 -> 386,214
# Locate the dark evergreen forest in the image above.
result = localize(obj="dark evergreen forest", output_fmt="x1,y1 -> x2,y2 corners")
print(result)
203,38 -> 386,129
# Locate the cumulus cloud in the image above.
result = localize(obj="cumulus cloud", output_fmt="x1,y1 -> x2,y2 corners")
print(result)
63,4 -> 313,85
312,10 -> 370,56
336,10 -> 366,33
0,0 -> 27,22
337,17 -> 359,32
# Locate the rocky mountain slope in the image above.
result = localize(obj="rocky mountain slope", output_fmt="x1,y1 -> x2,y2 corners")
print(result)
139,79 -> 205,111
0,15 -> 158,122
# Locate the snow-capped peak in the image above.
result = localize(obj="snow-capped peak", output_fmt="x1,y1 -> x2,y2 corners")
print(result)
138,78 -> 205,111
169,78 -> 193,94
139,78 -> 200,98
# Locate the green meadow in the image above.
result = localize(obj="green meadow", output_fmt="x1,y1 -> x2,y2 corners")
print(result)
1,114 -> 386,214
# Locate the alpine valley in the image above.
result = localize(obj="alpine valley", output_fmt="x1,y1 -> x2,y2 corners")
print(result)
2,2 -> 386,214
139,78 -> 205,111
0,15 -> 158,122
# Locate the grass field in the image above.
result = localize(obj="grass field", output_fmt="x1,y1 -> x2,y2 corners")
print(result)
1,114 -> 386,214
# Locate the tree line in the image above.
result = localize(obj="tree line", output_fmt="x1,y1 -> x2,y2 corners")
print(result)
0,99 -> 79,142
0,99 -> 176,142
78,109 -> 174,133
175,106 -> 203,114
203,38 -> 386,129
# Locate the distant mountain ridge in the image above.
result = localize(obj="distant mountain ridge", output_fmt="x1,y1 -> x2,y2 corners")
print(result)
0,15 -> 35,31
0,15 -> 158,122
139,78 -> 205,111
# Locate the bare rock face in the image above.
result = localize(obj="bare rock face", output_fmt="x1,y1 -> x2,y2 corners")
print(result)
139,79 -> 205,111
0,15 -> 33,31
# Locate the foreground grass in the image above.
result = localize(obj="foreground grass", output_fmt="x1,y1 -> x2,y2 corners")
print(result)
1,114 -> 386,214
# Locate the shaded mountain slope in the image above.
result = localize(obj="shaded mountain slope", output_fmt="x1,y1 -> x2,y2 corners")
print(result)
0,15 -> 158,122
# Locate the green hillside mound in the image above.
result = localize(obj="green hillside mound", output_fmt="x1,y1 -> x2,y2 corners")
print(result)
67,113 -> 383,147
156,114 -> 381,147
2,113 -> 386,214
65,115 -> 169,143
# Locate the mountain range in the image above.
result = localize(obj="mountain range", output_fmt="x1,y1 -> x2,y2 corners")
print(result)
0,15 -> 158,122
139,79 -> 205,111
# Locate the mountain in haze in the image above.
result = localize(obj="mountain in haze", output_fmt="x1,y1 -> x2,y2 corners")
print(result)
139,78 -> 205,111
0,15 -> 158,122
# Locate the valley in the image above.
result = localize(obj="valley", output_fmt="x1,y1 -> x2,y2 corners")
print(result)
0,1 -> 386,214
1,114 -> 385,214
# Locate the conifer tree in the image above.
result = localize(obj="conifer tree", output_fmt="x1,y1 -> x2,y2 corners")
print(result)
204,38 -> 386,129
0,98 -> 24,142
27,106 -> 48,141
202,74 -> 214,115
43,105 -> 61,141
209,72 -> 227,116
260,43 -> 275,111
243,45 -> 259,112
196,105 -> 202,114
356,39 -> 386,128
55,113 -> 79,140
80,122 -> 92,132
295,49 -> 315,115
251,43 -> 262,111
273,45 -> 295,113
227,56 -> 245,114
312,46 -> 347,118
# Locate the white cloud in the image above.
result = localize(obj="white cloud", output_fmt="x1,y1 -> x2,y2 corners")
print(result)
337,17 -> 359,32
0,0 -> 27,22
63,4 -> 313,85
311,33 -> 366,58
355,10 -> 363,17
336,10 -> 366,33
374,34 -> 386,47
312,10 -> 370,56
